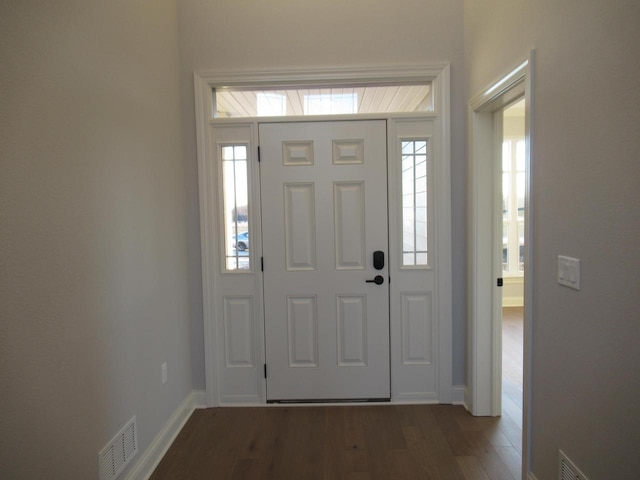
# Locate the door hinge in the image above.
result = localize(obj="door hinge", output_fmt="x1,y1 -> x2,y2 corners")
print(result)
263,364 -> 267,379
257,145 -> 261,162
497,278 -> 503,287
261,256 -> 264,272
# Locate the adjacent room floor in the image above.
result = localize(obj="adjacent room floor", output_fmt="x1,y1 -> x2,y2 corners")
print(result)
502,307 -> 524,434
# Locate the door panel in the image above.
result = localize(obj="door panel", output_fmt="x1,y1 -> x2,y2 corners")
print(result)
260,120 -> 389,401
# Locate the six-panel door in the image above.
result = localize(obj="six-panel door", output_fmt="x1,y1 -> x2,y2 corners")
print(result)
260,120 -> 390,401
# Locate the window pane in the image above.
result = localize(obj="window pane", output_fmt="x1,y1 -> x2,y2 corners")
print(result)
215,83 -> 433,118
257,92 -> 286,116
516,140 -> 526,171
518,222 -> 525,272
304,93 -> 357,115
503,172 -> 510,220
401,140 -> 428,267
234,145 -> 247,160
415,228 -> 427,251
222,146 -> 234,160
503,221 -> 509,272
222,144 -> 250,271
502,141 -> 511,171
517,172 -> 525,218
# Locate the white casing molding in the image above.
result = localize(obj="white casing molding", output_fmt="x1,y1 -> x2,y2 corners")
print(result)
452,385 -> 466,405
194,65 -> 452,407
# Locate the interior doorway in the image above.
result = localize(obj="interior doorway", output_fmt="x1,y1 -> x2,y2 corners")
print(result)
499,99 -> 525,432
468,56 -> 533,477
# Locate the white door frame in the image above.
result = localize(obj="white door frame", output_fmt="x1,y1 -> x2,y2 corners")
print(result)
468,52 -> 534,477
194,65 -> 453,407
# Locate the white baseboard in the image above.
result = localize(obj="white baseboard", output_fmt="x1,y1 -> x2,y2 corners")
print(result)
192,389 -> 207,408
393,392 -> 439,403
452,384 -> 472,412
124,390 -> 204,480
452,385 -> 466,405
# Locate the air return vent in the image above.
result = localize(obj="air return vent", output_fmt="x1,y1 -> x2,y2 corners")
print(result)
99,416 -> 138,480
559,450 -> 589,480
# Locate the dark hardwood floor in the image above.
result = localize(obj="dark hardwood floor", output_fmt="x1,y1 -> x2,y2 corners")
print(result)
150,403 -> 522,480
150,311 -> 524,480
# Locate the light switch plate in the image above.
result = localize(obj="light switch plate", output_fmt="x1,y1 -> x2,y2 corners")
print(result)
558,255 -> 580,290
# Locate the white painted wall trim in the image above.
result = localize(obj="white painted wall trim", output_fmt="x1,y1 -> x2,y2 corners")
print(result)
124,390 -> 203,480
434,65 -> 453,403
194,65 -> 450,94
452,385 -> 466,405
502,276 -> 524,307
194,72 -> 220,407
522,50 -> 536,480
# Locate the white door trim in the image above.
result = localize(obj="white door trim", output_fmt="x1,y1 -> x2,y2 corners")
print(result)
194,65 -> 452,407
468,52 -> 534,478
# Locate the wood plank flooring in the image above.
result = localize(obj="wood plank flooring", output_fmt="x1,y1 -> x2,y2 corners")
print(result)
501,307 -> 523,433
150,311 -> 524,480
150,403 -> 522,480
500,306 -> 524,477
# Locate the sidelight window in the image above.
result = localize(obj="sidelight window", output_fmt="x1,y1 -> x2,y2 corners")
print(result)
222,144 -> 250,271
401,140 -> 429,267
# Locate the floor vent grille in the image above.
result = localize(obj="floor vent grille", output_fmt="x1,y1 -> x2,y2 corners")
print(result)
559,450 -> 589,480
99,416 -> 138,480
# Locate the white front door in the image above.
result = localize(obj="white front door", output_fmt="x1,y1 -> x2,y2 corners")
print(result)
260,120 -> 390,401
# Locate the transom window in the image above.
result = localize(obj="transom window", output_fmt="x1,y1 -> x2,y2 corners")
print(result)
214,83 -> 432,118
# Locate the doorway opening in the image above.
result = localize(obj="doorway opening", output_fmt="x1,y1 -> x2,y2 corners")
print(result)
468,55 -> 533,478
499,99 -> 525,433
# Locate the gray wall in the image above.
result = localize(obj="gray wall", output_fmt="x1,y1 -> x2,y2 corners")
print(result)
177,0 -> 467,388
465,1 -> 640,478
0,1 -> 192,478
